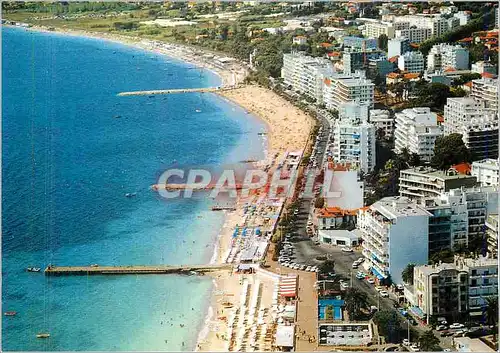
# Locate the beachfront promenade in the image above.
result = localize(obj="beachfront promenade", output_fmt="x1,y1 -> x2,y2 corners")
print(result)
44,263 -> 233,276
117,85 -> 239,96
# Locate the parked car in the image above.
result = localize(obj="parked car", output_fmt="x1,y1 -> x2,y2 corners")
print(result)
436,325 -> 448,331
440,331 -> 453,337
380,291 -> 389,298
366,278 -> 375,284
450,323 -> 465,329
374,286 -> 384,292
341,246 -> 353,252
306,266 -> 312,272
357,257 -> 364,263
352,263 -> 358,269
402,339 -> 410,346
356,273 -> 365,280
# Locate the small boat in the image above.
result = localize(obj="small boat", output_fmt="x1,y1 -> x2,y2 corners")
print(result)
36,333 -> 50,339
26,267 -> 41,272
148,95 -> 154,98
125,193 -> 137,198
113,115 -> 121,119
90,264 -> 99,268
189,271 -> 198,275
257,132 -> 267,136
4,311 -> 17,316
195,109 -> 201,113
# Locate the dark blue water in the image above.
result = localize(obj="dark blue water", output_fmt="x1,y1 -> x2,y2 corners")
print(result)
2,27 -> 265,351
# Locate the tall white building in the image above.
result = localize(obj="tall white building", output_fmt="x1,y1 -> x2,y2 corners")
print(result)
394,15 -> 454,37
395,28 -> 432,44
332,102 -> 376,174
471,78 -> 498,110
471,159 -> 499,187
398,51 -> 425,73
454,11 -> 471,25
281,53 -> 335,103
357,196 -> 431,285
427,44 -> 469,72
369,109 -> 394,138
471,61 -> 497,76
323,75 -> 375,111
444,98 -> 499,160
394,107 -> 443,162
388,37 -> 410,58
362,20 -> 395,39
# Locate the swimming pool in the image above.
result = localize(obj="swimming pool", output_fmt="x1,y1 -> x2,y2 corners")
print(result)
318,299 -> 344,320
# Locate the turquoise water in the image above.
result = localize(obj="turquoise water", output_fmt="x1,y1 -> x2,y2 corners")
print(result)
2,27 -> 265,351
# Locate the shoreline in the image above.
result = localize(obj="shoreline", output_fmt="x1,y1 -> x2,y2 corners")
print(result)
6,23 -> 314,352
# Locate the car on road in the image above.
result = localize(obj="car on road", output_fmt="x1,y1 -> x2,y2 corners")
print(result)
340,282 -> 349,290
374,286 -> 384,292
379,290 -> 389,298
306,266 -> 312,272
356,273 -> 365,280
300,265 -> 306,270
357,257 -> 364,263
453,329 -> 467,337
402,339 -> 410,346
449,323 -> 465,329
341,246 -> 353,252
366,278 -> 375,284
440,331 -> 453,337
351,263 -> 358,269
436,325 -> 448,331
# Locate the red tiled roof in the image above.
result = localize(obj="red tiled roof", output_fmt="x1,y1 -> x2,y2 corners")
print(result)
403,73 -> 420,79
324,78 -> 332,86
388,55 -> 399,63
451,163 -> 471,175
437,114 -> 444,123
317,207 -> 359,218
463,81 -> 473,88
327,162 -> 353,171
320,42 -> 333,48
328,51 -> 341,57
482,72 -> 496,78
459,37 -> 473,43
387,72 -> 399,78
444,67 -> 456,72
410,43 -> 419,48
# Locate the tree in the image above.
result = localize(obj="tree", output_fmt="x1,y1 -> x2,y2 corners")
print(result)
319,260 -> 335,274
314,197 -> 325,209
413,82 -> 451,109
373,310 -> 402,343
418,330 -> 440,351
431,134 -> 471,170
401,264 -> 415,285
409,153 -> 421,167
378,34 -> 388,51
344,288 -> 369,321
486,297 -> 498,337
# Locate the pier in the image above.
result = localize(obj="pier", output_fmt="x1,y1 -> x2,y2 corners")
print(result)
117,86 -> 237,96
44,263 -> 233,276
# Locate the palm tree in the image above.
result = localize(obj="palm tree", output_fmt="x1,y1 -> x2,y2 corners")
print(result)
418,330 -> 439,351
344,288 -> 369,321
486,297 -> 498,341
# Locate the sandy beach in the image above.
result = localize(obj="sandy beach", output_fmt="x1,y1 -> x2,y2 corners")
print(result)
8,23 -> 314,352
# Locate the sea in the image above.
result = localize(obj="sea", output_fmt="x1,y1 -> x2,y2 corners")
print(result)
2,26 -> 265,351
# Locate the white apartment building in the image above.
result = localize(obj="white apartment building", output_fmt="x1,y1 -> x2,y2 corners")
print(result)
323,76 -> 375,111
369,109 -> 394,138
395,28 -> 432,44
292,36 -> 307,46
388,37 -> 410,58
471,61 -> 497,76
323,163 -> 364,210
427,44 -> 469,72
471,159 -> 499,187
399,167 -> 479,204
362,20 -> 395,39
485,213 -> 498,258
332,102 -> 376,174
471,78 -> 498,110
357,196 -> 431,285
281,52 -> 335,103
444,98 -> 499,160
412,262 -> 469,322
394,15 -> 452,37
398,51 -> 425,73
454,11 -> 471,25
394,107 -> 443,162
459,256 -> 499,318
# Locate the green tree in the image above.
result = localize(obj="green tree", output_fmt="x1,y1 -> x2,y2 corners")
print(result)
409,153 -> 421,167
431,134 -> 471,170
314,197 -> 325,209
486,297 -> 498,330
413,82 -> 451,109
373,310 -> 402,343
401,264 -> 415,285
378,34 -> 388,51
344,288 -> 369,321
318,260 -> 335,274
418,330 -> 440,351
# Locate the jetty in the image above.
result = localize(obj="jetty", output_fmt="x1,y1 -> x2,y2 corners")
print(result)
44,264 -> 233,276
117,86 -> 238,97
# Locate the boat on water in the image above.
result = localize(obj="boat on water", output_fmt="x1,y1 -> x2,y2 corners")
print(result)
4,311 -> 17,316
113,115 -> 121,119
195,109 -> 201,113
90,264 -> 99,268
36,333 -> 50,339
125,193 -> 137,198
148,95 -> 154,98
26,267 -> 41,272
257,132 -> 267,136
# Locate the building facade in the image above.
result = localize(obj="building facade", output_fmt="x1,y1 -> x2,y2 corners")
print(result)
471,159 -> 499,187
398,51 -> 425,73
358,196 -> 431,285
369,109 -> 394,138
395,28 -> 432,44
471,78 -> 498,110
323,76 -> 375,111
388,37 -> 410,58
427,44 -> 469,72
444,98 -> 499,160
394,107 -> 443,162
